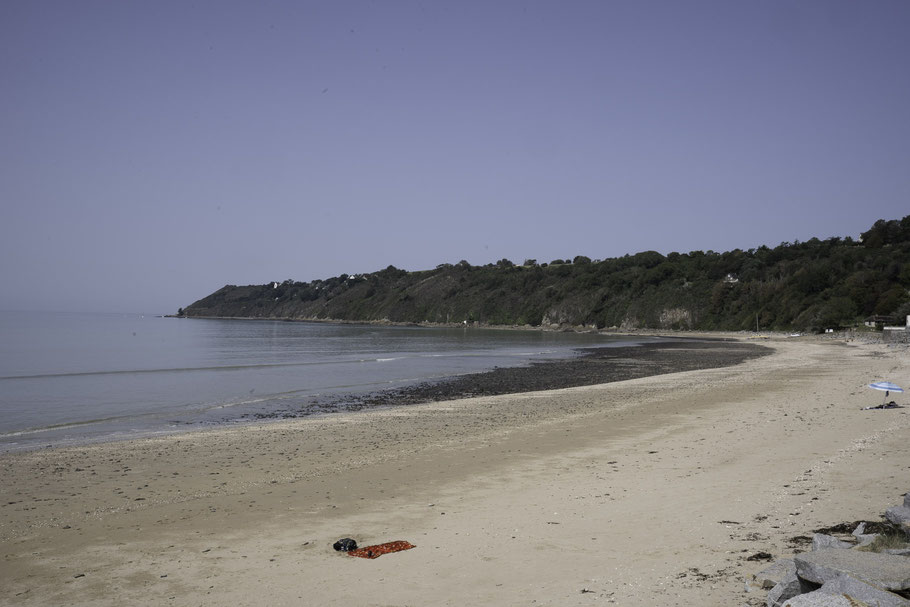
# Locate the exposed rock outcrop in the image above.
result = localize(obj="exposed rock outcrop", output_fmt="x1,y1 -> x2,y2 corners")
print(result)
749,492 -> 910,607
794,550 -> 910,591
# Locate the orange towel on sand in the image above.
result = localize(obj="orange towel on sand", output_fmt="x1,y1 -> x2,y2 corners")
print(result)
347,541 -> 416,559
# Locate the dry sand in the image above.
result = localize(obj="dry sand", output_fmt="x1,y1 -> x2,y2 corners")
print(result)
2,336 -> 909,606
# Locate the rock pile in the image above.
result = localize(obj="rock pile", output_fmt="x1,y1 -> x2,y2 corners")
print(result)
748,492 -> 910,607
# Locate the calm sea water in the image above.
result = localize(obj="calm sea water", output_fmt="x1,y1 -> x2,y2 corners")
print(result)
0,311 -> 636,452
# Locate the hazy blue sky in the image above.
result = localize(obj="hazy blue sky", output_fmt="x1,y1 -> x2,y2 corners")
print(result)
3,1 -> 909,314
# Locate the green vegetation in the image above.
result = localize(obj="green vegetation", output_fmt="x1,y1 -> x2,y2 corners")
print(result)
182,216 -> 910,332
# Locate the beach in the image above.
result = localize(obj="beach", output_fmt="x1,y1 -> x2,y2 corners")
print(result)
2,336 -> 909,606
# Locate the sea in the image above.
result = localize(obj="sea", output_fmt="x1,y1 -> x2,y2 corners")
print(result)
0,311 -> 640,453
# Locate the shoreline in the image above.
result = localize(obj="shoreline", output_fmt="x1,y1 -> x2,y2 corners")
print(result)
1,335 -> 768,455
257,337 -> 771,420
169,312 -> 798,336
2,336 -> 908,605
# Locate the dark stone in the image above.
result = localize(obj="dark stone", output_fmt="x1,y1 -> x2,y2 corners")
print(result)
333,538 -> 357,552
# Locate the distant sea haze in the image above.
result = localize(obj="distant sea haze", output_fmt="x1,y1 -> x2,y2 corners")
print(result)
0,311 -> 640,452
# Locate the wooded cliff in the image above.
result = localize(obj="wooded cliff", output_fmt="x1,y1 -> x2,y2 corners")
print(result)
181,216 -> 910,332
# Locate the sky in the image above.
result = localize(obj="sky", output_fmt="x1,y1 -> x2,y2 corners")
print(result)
2,1 -> 909,314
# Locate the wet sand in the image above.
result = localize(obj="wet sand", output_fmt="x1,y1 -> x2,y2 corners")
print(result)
250,338 -> 770,418
1,336 -> 909,606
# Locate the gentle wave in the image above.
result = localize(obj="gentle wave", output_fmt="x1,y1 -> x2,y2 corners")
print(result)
0,410 -> 174,438
0,370 -> 479,439
0,360 -> 361,380
0,349 -> 557,381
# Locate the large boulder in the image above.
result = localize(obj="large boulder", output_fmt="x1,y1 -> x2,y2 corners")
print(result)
780,591 -> 856,606
812,533 -> 853,551
746,559 -> 796,592
795,550 -> 910,591
886,505 -> 910,527
886,494 -> 910,535
768,571 -> 819,607
748,559 -> 796,592
818,575 -> 910,607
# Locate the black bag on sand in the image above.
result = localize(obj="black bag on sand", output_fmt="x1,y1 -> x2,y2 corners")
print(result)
333,538 -> 358,552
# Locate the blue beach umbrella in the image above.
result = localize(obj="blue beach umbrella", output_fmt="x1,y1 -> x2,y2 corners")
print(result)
868,381 -> 904,404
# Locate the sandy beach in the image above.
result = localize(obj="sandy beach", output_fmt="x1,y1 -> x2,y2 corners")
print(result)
2,336 -> 909,606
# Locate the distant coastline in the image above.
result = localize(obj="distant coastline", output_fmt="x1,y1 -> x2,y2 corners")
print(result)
167,312 -> 755,335
177,217 -> 910,333
166,313 -> 845,344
